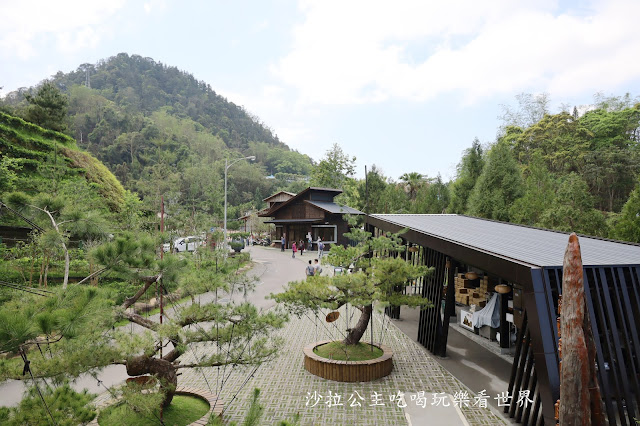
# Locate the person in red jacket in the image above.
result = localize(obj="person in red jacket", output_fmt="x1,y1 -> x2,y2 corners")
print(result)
292,241 -> 297,258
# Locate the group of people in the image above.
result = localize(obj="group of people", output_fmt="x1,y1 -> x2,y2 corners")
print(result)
281,235 -> 325,260
278,233 -> 326,278
305,259 -> 323,277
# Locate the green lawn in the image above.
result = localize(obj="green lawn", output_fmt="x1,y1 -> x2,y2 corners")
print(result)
98,395 -> 209,426
313,341 -> 383,361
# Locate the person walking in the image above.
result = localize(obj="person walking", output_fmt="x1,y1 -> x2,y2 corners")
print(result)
317,237 -> 324,259
307,232 -> 313,250
292,241 -> 297,258
306,260 -> 315,277
299,239 -> 305,256
281,234 -> 286,252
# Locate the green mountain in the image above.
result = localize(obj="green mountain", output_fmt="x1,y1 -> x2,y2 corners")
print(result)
2,53 -> 313,230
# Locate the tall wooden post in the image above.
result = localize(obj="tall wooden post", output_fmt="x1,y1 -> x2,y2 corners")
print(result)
558,233 -> 607,425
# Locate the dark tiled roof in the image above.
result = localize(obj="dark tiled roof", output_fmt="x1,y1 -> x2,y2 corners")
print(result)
306,201 -> 364,215
265,187 -> 343,216
370,214 -> 640,267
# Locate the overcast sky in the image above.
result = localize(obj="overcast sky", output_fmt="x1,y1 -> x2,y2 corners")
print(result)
2,0 -> 640,180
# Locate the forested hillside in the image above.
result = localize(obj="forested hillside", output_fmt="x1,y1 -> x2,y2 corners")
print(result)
1,53 -> 312,232
458,96 -> 640,241
320,95 -> 640,243
2,55 -> 639,243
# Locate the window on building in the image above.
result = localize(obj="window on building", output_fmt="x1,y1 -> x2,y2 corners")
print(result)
312,225 -> 337,243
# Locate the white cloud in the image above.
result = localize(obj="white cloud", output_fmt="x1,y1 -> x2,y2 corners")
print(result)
0,0 -> 127,59
273,0 -> 640,106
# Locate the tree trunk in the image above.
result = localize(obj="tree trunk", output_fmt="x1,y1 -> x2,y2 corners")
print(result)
39,252 -> 46,287
29,244 -> 35,287
343,305 -> 372,345
559,233 -> 607,425
61,239 -> 70,290
126,355 -> 178,407
38,207 -> 69,290
43,254 -> 49,288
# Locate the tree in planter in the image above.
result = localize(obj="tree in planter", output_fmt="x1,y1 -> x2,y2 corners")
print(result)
272,227 -> 433,347
0,232 -> 286,409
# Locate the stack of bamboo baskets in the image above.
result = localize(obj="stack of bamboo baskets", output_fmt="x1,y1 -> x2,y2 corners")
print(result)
454,273 -> 493,308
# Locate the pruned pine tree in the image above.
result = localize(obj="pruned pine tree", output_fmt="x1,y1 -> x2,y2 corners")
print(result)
272,227 -> 433,346
4,191 -> 109,290
0,233 -> 286,410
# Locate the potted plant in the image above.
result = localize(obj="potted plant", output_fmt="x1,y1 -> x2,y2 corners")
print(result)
230,241 -> 244,253
272,227 -> 433,381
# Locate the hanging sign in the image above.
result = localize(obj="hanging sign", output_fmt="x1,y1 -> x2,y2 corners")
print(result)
326,311 -> 340,323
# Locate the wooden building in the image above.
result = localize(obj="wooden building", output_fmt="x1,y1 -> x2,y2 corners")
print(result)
259,187 -> 363,248
0,225 -> 33,247
258,191 -> 296,216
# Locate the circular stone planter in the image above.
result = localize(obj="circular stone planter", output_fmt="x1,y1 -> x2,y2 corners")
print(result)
89,386 -> 223,426
303,340 -> 393,382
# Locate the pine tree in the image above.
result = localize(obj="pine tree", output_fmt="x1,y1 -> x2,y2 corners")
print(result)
272,228 -> 432,346
467,141 -> 523,221
25,81 -> 69,132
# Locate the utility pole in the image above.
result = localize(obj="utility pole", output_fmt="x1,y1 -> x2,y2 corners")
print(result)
224,156 -> 255,253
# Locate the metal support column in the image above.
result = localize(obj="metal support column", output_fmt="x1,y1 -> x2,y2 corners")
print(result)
437,258 -> 457,357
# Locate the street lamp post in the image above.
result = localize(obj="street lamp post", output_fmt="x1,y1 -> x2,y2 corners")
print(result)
224,155 -> 256,253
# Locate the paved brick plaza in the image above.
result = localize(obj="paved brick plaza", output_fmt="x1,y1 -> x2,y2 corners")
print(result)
177,304 -> 505,425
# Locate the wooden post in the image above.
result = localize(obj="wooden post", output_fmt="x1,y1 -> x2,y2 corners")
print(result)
558,233 -> 607,425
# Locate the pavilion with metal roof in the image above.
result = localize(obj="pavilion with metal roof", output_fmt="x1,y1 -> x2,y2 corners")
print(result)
366,214 -> 640,425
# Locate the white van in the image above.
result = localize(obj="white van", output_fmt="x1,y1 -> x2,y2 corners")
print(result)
163,236 -> 204,253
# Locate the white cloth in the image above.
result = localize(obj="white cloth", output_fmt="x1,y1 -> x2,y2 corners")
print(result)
472,293 -> 501,329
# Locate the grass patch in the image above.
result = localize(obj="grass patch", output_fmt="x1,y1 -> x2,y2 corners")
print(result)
98,395 -> 209,426
313,341 -> 383,361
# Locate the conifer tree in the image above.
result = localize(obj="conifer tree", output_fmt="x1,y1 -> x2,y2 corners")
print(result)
25,81 -> 69,133
468,140 -> 523,221
272,227 -> 432,346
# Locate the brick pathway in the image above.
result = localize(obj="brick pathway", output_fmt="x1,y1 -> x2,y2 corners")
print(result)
176,304 -> 505,425
91,246 -> 505,425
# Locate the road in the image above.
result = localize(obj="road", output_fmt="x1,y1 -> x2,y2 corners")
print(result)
0,246 -> 308,407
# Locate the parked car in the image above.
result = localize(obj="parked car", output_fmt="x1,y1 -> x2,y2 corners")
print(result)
163,236 -> 204,253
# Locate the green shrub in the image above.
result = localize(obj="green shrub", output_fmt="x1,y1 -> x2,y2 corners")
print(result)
0,383 -> 95,425
229,241 -> 244,252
